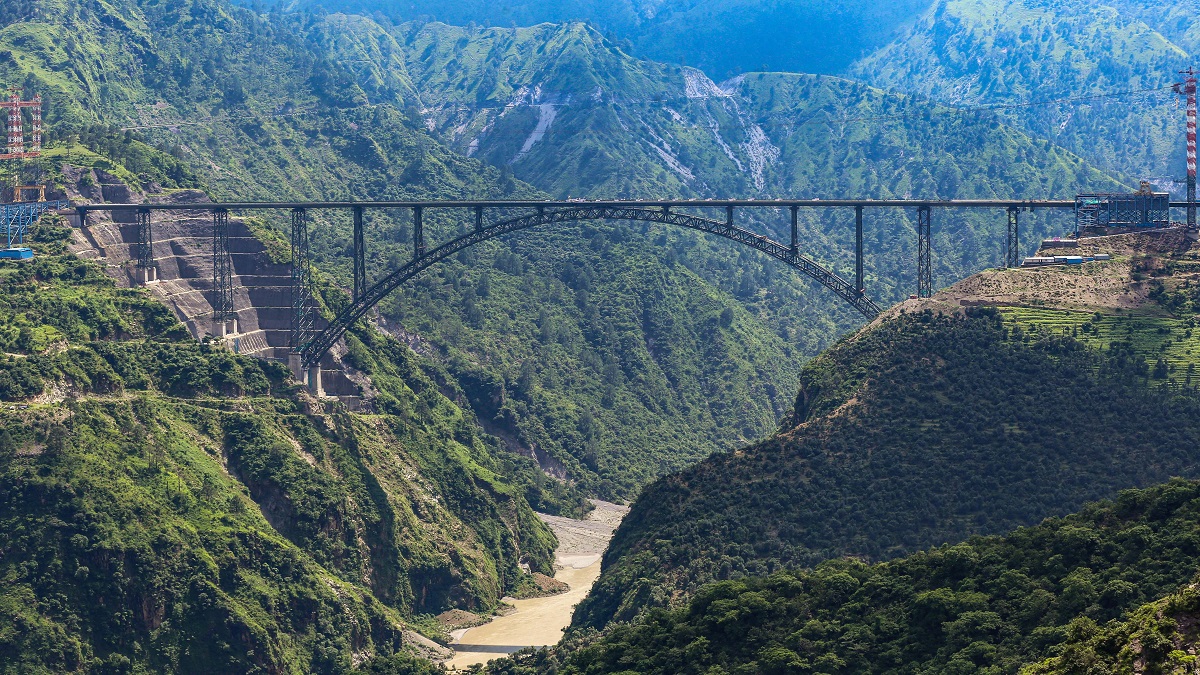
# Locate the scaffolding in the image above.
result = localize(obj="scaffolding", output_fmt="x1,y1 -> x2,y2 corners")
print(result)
0,200 -> 67,255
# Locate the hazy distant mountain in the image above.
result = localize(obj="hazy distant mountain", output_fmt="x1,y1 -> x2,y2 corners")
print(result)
274,0 -> 932,77
850,0 -> 1193,184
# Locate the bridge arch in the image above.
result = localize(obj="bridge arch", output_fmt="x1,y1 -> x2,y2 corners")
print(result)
300,205 -> 882,367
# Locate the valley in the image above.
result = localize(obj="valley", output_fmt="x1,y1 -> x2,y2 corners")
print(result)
2,0 -> 1200,672
446,500 -> 627,670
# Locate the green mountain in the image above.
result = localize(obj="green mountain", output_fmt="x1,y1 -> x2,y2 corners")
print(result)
849,0 -> 1193,183
282,0 -> 930,78
573,233 -> 1200,631
319,17 -> 1127,371
0,0 -> 823,502
493,478 -> 1200,674
0,217 -> 557,672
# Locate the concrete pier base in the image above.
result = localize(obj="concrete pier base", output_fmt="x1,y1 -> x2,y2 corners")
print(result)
288,353 -> 304,383
135,265 -> 158,284
212,317 -> 239,337
306,366 -> 324,397
287,354 -> 324,396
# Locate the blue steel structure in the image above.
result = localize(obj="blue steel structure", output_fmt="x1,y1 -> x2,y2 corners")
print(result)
0,200 -> 67,259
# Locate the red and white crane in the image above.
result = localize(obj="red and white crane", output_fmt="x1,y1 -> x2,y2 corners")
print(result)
1176,69 -> 1198,229
0,86 -> 42,161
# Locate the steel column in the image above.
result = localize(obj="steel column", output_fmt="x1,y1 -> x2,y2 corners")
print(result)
212,209 -> 235,324
917,206 -> 932,298
1005,207 -> 1020,268
475,206 -> 483,232
290,208 -> 315,350
413,206 -> 425,260
855,205 -> 864,296
726,205 -> 734,226
790,206 -> 798,254
136,208 -> 153,270
352,206 -> 366,302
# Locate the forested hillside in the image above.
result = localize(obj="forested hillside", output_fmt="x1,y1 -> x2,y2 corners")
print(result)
0,216 -> 559,671
281,0 -> 930,77
492,479 -> 1200,673
851,0 -> 1192,183
574,303 -> 1200,630
0,0 -> 822,500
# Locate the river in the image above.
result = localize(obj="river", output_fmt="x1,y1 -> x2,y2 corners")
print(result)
445,500 -> 628,670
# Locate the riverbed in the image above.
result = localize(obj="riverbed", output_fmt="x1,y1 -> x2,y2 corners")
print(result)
445,500 -> 628,670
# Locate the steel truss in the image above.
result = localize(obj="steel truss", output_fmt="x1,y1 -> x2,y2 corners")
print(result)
137,208 -> 154,270
212,209 -> 235,323
1005,207 -> 1020,269
1,200 -> 67,248
917,206 -> 932,298
290,208 -> 315,350
352,206 -> 366,301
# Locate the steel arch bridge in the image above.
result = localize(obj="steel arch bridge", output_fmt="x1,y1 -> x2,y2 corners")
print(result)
300,205 -> 880,367
78,197 -> 1126,377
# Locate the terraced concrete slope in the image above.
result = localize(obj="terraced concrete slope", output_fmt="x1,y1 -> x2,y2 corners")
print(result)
65,168 -> 362,397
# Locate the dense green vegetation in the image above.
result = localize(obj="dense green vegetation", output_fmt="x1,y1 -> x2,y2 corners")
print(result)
0,219 -> 566,672
488,479 -> 1200,674
851,0 -> 1192,182
575,308 -> 1200,630
4,0 -> 1193,671
289,0 -> 935,78
0,0 -> 831,500
1023,574 -> 1200,674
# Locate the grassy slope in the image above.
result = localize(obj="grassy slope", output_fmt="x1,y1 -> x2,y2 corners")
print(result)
849,0 -> 1192,182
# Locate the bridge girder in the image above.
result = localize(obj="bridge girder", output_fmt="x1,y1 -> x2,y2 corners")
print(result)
298,206 -> 883,368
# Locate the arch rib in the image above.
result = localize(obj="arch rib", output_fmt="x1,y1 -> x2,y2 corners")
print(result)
300,207 -> 881,367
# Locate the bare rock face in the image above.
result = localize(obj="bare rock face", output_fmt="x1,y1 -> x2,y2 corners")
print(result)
94,170 -> 141,205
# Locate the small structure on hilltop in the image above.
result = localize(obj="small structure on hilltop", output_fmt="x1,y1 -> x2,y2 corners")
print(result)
1075,182 -> 1171,235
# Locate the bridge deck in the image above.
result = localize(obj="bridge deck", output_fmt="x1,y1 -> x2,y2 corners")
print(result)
81,199 -> 1092,210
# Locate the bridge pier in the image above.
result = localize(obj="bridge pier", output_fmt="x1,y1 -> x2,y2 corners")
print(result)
1005,207 -> 1020,268
212,316 -> 239,337
790,206 -> 798,254
212,209 -> 237,332
917,206 -> 932,298
287,353 -> 324,395
855,205 -> 863,296
290,208 -> 315,350
353,205 -> 366,301
135,208 -> 157,284
413,205 -> 425,260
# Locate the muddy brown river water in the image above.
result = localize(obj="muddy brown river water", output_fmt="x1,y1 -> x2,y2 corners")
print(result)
445,500 -> 628,670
